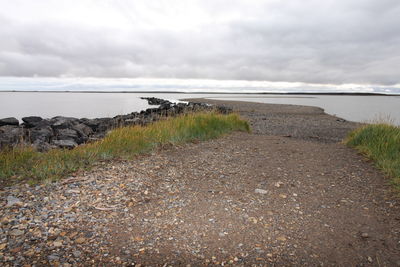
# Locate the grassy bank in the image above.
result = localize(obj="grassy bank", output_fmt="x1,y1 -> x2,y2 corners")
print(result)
346,123 -> 400,191
0,112 -> 250,185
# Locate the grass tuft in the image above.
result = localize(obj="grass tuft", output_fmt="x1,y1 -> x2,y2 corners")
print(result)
0,112 -> 250,185
345,123 -> 400,191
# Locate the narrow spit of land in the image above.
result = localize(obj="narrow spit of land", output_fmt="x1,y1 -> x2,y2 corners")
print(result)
1,100 -> 399,266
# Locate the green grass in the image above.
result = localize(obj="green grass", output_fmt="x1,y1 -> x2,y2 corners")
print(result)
0,112 -> 250,185
345,123 -> 400,191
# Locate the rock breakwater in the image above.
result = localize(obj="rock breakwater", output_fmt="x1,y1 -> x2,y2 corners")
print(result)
0,98 -> 231,151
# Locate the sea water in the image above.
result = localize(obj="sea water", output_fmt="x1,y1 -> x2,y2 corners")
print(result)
0,92 -> 399,125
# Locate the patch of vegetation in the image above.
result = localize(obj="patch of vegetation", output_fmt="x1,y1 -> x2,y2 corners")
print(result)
345,123 -> 400,191
0,112 -> 250,185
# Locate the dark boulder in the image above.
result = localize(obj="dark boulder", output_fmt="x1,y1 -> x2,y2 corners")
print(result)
0,125 -> 24,148
29,126 -> 54,143
22,116 -> 43,128
50,116 -> 80,129
72,123 -> 93,137
141,97 -> 171,105
216,105 -> 232,114
0,117 -> 19,126
52,139 -> 78,149
55,128 -> 80,143
71,123 -> 93,143
80,118 -> 101,131
124,117 -> 142,125
159,103 -> 171,110
96,118 -> 114,132
32,140 -> 53,152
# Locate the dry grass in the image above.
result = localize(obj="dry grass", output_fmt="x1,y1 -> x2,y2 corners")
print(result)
0,112 -> 250,185
346,123 -> 400,191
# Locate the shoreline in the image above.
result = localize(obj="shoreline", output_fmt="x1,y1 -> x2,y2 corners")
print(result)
185,98 -> 362,143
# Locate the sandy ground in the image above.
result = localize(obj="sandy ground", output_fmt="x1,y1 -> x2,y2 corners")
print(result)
1,100 -> 399,266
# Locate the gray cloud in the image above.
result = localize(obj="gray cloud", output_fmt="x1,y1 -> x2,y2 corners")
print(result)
0,0 -> 400,85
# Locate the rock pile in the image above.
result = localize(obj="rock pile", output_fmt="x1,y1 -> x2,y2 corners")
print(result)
0,98 -> 231,151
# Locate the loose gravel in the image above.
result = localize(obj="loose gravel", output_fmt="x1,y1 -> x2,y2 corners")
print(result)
1,100 -> 399,266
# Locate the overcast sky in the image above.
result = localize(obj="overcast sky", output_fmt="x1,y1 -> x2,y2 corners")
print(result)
1,0 -> 400,86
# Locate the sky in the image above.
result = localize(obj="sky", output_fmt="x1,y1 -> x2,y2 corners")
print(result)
0,0 -> 400,92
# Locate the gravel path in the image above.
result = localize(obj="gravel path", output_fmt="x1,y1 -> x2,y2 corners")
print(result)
1,100 -> 399,266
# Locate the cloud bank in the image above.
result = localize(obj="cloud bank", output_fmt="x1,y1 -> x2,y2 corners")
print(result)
1,0 -> 400,86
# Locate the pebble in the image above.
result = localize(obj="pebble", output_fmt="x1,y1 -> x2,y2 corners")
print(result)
277,236 -> 287,241
361,232 -> 369,238
9,229 -> 24,236
255,189 -> 268,194
75,237 -> 86,244
53,241 -> 63,247
6,195 -> 23,207
72,251 -> 82,258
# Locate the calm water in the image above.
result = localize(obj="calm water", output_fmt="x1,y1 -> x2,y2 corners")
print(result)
0,92 -> 399,125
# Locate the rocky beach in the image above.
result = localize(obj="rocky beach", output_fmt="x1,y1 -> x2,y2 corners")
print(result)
0,99 -> 399,266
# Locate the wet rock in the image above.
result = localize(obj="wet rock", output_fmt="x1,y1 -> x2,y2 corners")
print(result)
0,117 -> 19,126
22,116 -> 43,128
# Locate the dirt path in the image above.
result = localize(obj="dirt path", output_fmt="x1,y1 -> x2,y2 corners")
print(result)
1,100 -> 399,266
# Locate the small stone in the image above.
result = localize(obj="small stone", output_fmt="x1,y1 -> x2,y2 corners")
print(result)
72,251 -> 82,258
48,254 -> 60,261
255,189 -> 268,194
156,212 -> 162,217
277,236 -> 287,241
361,232 -> 369,238
279,194 -> 287,199
75,237 -> 86,244
6,196 -> 23,207
367,256 -> 373,263
274,181 -> 284,188
53,241 -> 63,247
9,229 -> 24,236
0,243 -> 6,250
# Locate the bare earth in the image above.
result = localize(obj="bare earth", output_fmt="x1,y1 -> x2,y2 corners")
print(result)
1,100 -> 399,266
